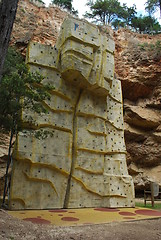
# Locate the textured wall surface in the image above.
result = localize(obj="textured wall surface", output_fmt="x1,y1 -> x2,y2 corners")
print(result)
9,17 -> 135,210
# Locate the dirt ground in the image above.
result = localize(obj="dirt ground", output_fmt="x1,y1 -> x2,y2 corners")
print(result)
0,209 -> 161,240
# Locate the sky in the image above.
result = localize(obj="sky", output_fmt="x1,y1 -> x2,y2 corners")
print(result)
43,0 -> 161,22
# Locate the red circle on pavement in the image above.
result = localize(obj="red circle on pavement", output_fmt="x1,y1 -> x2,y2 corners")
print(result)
48,210 -> 67,213
135,209 -> 161,216
23,218 -> 51,224
94,208 -> 119,212
61,217 -> 79,221
119,212 -> 136,216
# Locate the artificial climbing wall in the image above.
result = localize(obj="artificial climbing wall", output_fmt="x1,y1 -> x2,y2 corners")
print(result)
9,17 -> 135,210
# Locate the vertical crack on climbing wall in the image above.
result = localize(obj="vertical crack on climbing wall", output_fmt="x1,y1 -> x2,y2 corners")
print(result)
63,88 -> 83,208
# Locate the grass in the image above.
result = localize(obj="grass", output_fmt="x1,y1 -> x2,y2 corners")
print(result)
135,201 -> 161,210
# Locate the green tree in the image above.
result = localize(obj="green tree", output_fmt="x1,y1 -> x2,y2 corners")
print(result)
51,0 -> 78,14
121,4 -> 137,26
111,4 -> 137,29
131,15 -> 161,33
30,0 -> 45,3
52,0 -> 72,10
112,19 -> 125,29
145,0 -> 161,16
84,0 -> 136,26
84,0 -> 124,25
0,47 -> 51,133
1,47 -> 53,207
37,0 -> 45,3
131,16 -> 146,33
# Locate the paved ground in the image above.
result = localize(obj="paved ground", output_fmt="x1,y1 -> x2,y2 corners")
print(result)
1,209 -> 161,240
8,207 -> 161,226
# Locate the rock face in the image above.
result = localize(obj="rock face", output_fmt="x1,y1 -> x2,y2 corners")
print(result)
114,29 -> 161,191
10,0 -> 67,54
0,0 -> 159,197
9,17 -> 135,210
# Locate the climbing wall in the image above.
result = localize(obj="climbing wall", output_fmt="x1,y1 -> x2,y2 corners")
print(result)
9,17 -> 135,210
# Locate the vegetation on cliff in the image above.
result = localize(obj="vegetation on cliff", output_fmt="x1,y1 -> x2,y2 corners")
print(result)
84,0 -> 161,34
84,0 -> 136,25
0,47 -> 51,134
51,0 -> 78,14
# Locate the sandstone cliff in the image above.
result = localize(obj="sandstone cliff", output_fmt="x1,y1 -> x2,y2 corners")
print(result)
10,0 -> 67,53
0,0 -> 161,195
114,29 -> 161,192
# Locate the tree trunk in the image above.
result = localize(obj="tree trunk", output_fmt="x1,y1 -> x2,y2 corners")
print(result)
0,0 -> 19,83
2,128 -> 14,208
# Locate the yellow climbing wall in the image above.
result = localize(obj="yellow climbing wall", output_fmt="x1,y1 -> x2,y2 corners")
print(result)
9,17 -> 135,210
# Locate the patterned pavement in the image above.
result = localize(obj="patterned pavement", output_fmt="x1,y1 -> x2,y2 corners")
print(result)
8,207 -> 161,226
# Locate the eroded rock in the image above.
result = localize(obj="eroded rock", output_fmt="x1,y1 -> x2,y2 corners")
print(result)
124,104 -> 160,129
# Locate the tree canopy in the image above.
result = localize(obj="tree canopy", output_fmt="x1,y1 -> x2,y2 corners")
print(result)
145,0 -> 161,16
0,47 -> 51,133
131,15 -> 161,33
37,0 -> 45,3
111,3 -> 137,29
51,0 -> 78,14
85,0 -> 138,26
121,4 -> 137,26
84,0 -> 124,24
51,0 -> 72,10
83,0 -> 161,34
30,0 -> 45,3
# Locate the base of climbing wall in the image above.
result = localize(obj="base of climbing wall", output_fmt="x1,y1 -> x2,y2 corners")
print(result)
8,207 -> 161,226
